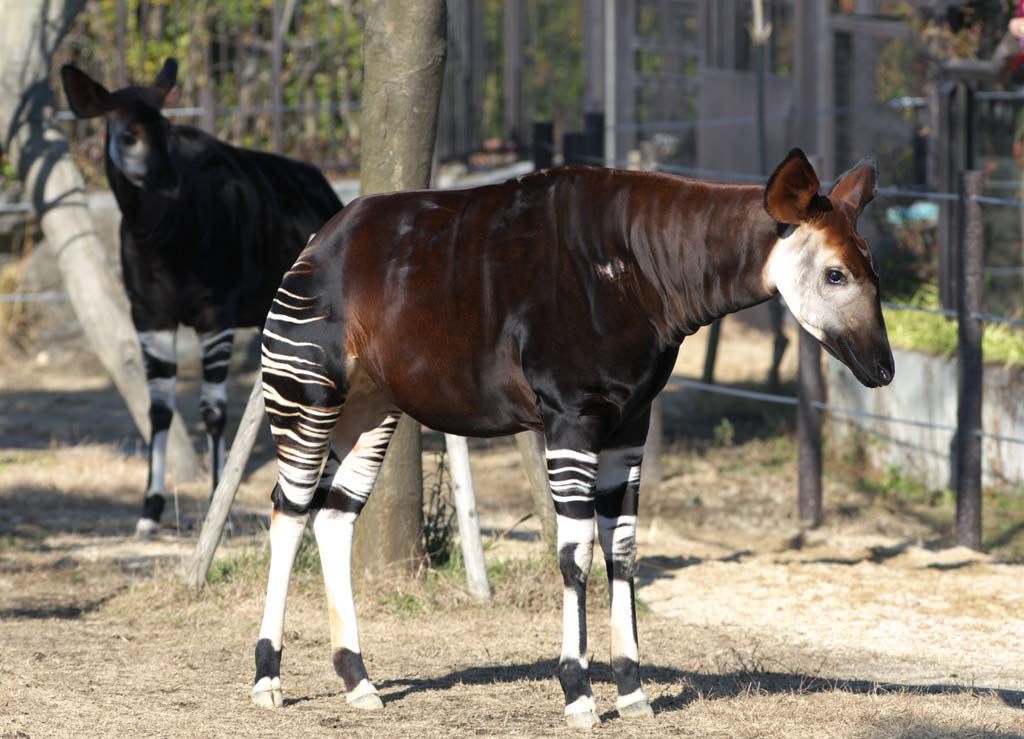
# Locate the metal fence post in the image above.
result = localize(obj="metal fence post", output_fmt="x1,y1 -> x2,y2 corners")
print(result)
955,170 -> 983,551
532,121 -> 553,170
271,0 -> 284,154
798,326 -> 823,527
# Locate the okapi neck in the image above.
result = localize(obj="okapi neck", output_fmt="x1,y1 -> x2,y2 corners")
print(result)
625,176 -> 780,341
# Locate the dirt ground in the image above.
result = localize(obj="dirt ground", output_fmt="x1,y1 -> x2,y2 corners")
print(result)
1,318 -> 1023,739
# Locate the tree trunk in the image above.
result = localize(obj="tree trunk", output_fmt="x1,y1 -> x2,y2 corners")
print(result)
0,0 -> 201,483
350,0 -> 447,577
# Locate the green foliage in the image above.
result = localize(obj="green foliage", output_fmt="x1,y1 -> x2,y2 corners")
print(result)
713,417 -> 735,448
60,0 -> 365,183
422,451 -> 456,569
523,0 -> 583,133
883,284 -> 1024,367
206,529 -> 320,586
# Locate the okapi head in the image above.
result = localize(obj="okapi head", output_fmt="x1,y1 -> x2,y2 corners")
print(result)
763,148 -> 894,388
60,59 -> 180,197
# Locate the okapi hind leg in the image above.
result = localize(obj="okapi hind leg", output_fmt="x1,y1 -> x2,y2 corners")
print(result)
545,439 -> 601,730
252,501 -> 308,708
596,442 -> 653,720
312,412 -> 400,711
252,305 -> 343,709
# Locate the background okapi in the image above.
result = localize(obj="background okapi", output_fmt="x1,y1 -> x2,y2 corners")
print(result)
59,59 -> 343,536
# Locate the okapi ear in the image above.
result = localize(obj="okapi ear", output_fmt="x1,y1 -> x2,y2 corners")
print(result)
764,148 -> 822,225
829,156 -> 878,219
60,64 -> 113,119
153,58 -> 178,102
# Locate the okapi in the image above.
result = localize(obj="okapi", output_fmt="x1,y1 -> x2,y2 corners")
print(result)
60,59 -> 343,537
252,149 -> 894,729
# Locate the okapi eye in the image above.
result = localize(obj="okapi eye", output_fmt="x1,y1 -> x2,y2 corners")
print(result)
826,268 -> 845,285
119,130 -> 137,147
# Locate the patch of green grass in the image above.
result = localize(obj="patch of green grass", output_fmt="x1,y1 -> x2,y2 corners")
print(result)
883,284 -> 1024,366
206,531 -> 321,586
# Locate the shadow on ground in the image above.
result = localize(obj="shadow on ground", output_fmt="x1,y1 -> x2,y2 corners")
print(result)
370,657 -> 1024,714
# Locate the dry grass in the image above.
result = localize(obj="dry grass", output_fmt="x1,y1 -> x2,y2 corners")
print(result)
1,439 -> 1022,739
2,327 -> 1023,738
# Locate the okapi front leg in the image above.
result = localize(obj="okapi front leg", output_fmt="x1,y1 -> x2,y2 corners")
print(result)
596,445 -> 653,720
198,328 -> 234,495
136,329 -> 177,537
546,446 -> 600,730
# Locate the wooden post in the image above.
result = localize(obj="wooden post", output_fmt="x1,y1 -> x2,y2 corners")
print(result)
641,397 -> 662,496
797,326 -> 823,526
514,431 -> 557,552
351,0 -> 447,577
186,379 -> 264,587
444,434 -> 490,599
955,170 -> 983,551
0,0 -> 201,485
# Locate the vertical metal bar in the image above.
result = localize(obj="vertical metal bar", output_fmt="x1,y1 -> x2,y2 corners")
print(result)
798,326 -> 824,526
271,0 -> 283,154
325,1 -> 338,164
532,121 -> 553,170
503,0 -> 524,147
955,170 -> 984,551
603,0 -> 616,166
116,0 -> 128,86
937,82 -> 955,309
201,4 -> 217,134
701,320 -> 721,384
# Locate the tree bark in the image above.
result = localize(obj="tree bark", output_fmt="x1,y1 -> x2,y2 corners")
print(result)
350,0 -> 447,577
0,0 -> 200,483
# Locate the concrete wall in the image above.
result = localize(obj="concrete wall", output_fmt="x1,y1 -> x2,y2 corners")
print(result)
827,348 -> 1024,490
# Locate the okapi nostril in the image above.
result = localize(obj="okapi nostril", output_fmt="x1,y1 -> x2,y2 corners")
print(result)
877,365 -> 891,384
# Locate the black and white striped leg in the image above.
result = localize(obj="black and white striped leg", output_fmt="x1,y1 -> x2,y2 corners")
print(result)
137,329 -> 177,537
253,307 -> 341,709
312,414 -> 399,711
596,445 -> 653,720
547,445 -> 601,730
198,328 -> 234,496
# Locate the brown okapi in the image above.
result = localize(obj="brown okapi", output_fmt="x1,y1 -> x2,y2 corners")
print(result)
252,149 -> 893,729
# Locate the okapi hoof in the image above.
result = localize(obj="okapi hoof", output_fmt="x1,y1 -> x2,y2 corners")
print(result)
617,697 -> 654,720
564,709 -> 601,731
345,680 -> 383,711
251,676 -> 284,708
134,517 -> 160,539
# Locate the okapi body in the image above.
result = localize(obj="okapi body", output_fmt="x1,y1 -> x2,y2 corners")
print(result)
60,60 -> 343,536
253,150 -> 894,728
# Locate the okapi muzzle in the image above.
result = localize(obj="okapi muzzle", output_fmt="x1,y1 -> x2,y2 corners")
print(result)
764,149 -> 895,388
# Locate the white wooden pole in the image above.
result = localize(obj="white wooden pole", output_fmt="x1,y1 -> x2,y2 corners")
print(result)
444,434 -> 490,599
186,378 -> 265,587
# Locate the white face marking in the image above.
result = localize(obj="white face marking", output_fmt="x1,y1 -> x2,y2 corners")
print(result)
108,118 -> 147,186
764,224 -> 876,342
